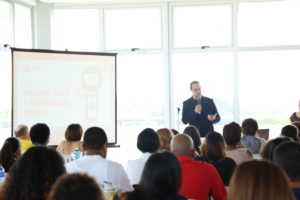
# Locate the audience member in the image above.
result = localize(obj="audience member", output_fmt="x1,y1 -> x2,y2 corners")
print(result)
281,125 -> 299,142
222,122 -> 252,164
183,125 -> 201,155
228,160 -> 295,200
0,137 -> 21,172
14,124 -> 33,152
196,131 -> 236,186
116,151 -> 187,200
241,118 -> 265,154
260,137 -> 291,160
48,173 -> 104,200
0,146 -> 66,200
171,134 -> 226,200
57,124 -> 84,155
290,100 -> 300,122
65,127 -> 132,192
126,128 -> 160,186
171,129 -> 179,135
30,123 -> 50,146
156,128 -> 174,151
273,142 -> 300,200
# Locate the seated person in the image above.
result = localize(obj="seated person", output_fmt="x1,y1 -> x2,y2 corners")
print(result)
0,146 -> 66,200
241,118 -> 265,154
171,134 -> 226,200
196,132 -> 236,186
260,137 -> 291,160
183,125 -> 201,155
281,124 -> 299,142
290,100 -> 300,122
0,137 -> 21,172
229,160 -> 294,200
115,151 -> 188,200
30,123 -> 50,146
223,122 -> 252,165
57,124 -> 84,155
156,128 -> 174,151
65,127 -> 133,192
14,124 -> 32,152
49,173 -> 104,200
126,128 -> 160,186
273,141 -> 300,200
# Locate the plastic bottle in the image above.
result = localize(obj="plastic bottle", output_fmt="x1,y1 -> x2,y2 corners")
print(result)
71,148 -> 83,161
0,164 -> 5,184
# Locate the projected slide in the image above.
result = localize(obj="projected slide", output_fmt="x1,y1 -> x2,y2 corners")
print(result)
12,49 -> 117,145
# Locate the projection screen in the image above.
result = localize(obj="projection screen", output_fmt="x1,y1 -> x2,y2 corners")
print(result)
12,48 -> 117,145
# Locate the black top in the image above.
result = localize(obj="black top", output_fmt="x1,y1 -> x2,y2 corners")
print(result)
195,156 -> 236,186
182,96 -> 220,137
113,193 -> 187,200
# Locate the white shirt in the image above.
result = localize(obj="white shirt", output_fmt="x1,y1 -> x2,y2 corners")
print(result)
126,152 -> 151,185
65,155 -> 133,192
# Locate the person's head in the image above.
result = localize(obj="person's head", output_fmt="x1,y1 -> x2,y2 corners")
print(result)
30,123 -> 50,145
190,81 -> 201,99
242,118 -> 258,136
0,146 -> 66,200
48,173 -> 104,200
183,125 -> 201,154
65,124 -> 83,141
273,141 -> 300,182
137,128 -> 160,153
14,124 -> 29,139
83,127 -> 107,157
156,128 -> 174,151
171,129 -> 179,136
136,151 -> 181,200
260,137 -> 291,160
229,160 -> 295,200
281,125 -> 299,142
0,137 -> 21,172
202,131 -> 226,161
170,134 -> 195,158
223,122 -> 242,147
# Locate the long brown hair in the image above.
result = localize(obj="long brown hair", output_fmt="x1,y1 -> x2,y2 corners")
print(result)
202,131 -> 226,161
156,128 -> 174,151
229,160 -> 295,200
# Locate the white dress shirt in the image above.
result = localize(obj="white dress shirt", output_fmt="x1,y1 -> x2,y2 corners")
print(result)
65,155 -> 133,192
126,152 -> 151,185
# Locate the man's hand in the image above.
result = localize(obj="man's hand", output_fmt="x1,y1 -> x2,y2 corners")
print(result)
207,113 -> 217,121
194,105 -> 202,113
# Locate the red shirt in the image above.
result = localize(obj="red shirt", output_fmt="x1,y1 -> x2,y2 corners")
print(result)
178,155 -> 227,200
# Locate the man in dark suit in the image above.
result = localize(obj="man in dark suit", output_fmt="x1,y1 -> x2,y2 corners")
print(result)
182,81 -> 220,137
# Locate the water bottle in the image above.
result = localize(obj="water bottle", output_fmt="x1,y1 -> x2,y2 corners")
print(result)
0,164 -> 5,184
71,148 -> 83,161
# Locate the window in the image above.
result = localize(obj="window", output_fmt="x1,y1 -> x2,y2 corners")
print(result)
52,9 -> 100,51
173,4 -> 232,48
15,4 -> 32,48
104,8 -> 161,50
0,1 -> 12,45
239,1 -> 300,46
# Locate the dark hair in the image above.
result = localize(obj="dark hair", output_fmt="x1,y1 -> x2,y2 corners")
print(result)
223,122 -> 242,146
171,129 -> 179,136
30,123 -> 50,145
281,125 -> 299,142
137,128 -> 160,153
65,124 -> 83,141
273,141 -> 300,182
242,118 -> 258,136
83,127 -> 107,150
48,173 -> 104,200
183,125 -> 201,154
0,146 -> 66,200
190,81 -> 199,90
203,131 -> 226,161
126,151 -> 181,200
14,125 -> 28,137
260,137 -> 291,161
0,137 -> 20,172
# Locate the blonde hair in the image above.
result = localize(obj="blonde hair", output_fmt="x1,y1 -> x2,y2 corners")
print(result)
156,128 -> 174,151
229,160 -> 295,200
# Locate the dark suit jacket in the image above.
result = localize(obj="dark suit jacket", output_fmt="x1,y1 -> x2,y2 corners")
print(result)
182,96 -> 220,137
